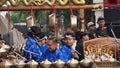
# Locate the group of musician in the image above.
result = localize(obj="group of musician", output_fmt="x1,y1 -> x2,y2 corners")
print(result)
24,17 -> 109,63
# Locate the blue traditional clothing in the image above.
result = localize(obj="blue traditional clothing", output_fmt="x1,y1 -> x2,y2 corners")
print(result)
29,43 -> 43,62
42,48 -> 64,62
24,37 -> 36,62
25,37 -> 36,50
25,43 -> 43,62
60,45 -> 73,62
40,43 -> 48,53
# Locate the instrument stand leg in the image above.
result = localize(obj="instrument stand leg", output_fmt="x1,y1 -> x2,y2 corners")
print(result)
110,26 -> 118,67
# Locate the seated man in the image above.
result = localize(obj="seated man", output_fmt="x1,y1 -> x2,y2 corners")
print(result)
60,32 -> 79,62
24,33 -> 46,62
42,38 -> 64,62
36,32 -> 48,54
24,26 -> 41,62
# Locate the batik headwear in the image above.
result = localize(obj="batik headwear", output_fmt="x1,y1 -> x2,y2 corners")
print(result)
64,32 -> 76,39
35,32 -> 47,42
27,26 -> 41,37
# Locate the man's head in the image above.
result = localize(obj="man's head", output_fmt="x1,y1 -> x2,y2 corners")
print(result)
64,32 -> 76,47
87,22 -> 95,31
27,26 -> 41,37
36,32 -> 47,46
97,17 -> 105,28
47,38 -> 57,52
80,32 -> 89,41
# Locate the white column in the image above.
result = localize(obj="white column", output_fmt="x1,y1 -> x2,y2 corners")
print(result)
0,1 -> 11,18
93,0 -> 104,28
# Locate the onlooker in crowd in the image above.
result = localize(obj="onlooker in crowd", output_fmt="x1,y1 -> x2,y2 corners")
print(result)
96,17 -> 109,37
87,22 -> 97,39
42,37 -> 64,62
60,32 -> 79,62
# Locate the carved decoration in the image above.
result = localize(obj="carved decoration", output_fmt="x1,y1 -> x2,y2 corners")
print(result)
84,37 -> 120,59
0,0 -> 85,6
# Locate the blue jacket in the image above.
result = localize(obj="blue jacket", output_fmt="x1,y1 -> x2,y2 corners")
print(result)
25,37 -> 36,50
40,43 -> 48,53
42,48 -> 64,62
25,37 -> 36,62
60,45 -> 73,62
25,43 -> 44,62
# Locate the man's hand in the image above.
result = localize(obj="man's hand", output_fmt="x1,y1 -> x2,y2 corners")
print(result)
72,52 -> 79,59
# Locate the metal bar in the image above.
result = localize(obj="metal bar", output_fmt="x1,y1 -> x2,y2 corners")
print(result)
12,50 -> 27,60
0,5 -> 101,11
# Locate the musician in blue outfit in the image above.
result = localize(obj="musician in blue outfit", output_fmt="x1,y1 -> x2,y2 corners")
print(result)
24,26 -> 41,62
38,32 -> 48,53
42,37 -> 64,62
60,32 -> 79,62
25,32 -> 48,62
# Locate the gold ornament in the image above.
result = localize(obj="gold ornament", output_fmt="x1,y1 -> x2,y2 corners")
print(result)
10,0 -> 32,6
46,0 -> 56,6
22,0 -> 33,6
0,0 -> 7,6
9,0 -> 21,6
32,0 -> 46,6
72,0 -> 85,5
57,0 -> 68,6
0,0 -> 86,6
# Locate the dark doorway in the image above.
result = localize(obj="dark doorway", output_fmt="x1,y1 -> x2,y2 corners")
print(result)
104,8 -> 120,38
